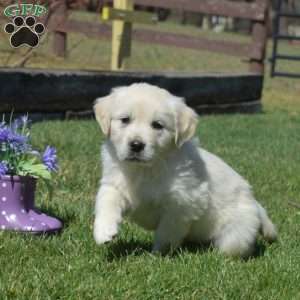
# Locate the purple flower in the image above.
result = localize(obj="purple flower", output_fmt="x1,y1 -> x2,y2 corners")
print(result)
9,131 -> 27,143
42,146 -> 58,172
0,127 -> 10,142
12,115 -> 30,131
0,161 -> 8,176
8,132 -> 29,154
0,125 -> 29,154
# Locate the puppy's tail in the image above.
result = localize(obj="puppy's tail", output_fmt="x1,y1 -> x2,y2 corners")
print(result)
257,202 -> 278,242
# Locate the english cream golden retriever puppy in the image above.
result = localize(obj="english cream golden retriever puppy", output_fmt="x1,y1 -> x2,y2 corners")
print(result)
93,83 -> 277,257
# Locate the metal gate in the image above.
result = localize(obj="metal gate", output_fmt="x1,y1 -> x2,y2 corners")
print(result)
270,0 -> 300,78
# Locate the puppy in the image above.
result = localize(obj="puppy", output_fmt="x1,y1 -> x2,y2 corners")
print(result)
93,83 -> 277,257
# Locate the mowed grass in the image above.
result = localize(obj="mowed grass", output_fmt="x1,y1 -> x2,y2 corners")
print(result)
1,10 -> 300,300
1,114 -> 300,300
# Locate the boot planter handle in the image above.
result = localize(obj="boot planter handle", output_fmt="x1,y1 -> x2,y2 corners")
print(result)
0,175 -> 62,234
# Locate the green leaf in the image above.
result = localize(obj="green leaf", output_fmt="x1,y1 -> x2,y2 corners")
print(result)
18,161 -> 51,180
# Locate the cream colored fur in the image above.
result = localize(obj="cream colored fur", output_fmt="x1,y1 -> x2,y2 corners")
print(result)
93,83 -> 277,257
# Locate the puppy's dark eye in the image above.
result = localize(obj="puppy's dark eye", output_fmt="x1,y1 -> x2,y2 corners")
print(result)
120,117 -> 130,125
151,121 -> 164,130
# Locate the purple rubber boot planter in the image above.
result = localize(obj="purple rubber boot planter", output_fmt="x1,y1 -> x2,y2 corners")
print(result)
0,175 -> 62,234
24,180 -> 63,231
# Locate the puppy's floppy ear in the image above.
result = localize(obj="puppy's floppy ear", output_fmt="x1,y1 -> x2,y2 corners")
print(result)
174,99 -> 198,147
94,95 -> 113,136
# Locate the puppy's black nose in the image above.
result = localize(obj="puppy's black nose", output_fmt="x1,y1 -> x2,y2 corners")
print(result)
129,140 -> 145,153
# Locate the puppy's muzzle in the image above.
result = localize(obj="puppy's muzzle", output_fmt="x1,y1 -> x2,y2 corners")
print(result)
129,140 -> 145,153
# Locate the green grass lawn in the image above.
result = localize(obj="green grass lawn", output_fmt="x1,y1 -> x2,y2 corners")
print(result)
1,10 -> 300,300
1,114 -> 300,300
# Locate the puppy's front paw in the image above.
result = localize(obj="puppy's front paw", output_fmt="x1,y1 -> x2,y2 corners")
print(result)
93,222 -> 118,245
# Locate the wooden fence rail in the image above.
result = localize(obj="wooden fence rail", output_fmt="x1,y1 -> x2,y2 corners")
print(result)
103,0 -> 268,21
50,20 -> 262,59
48,0 -> 270,74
